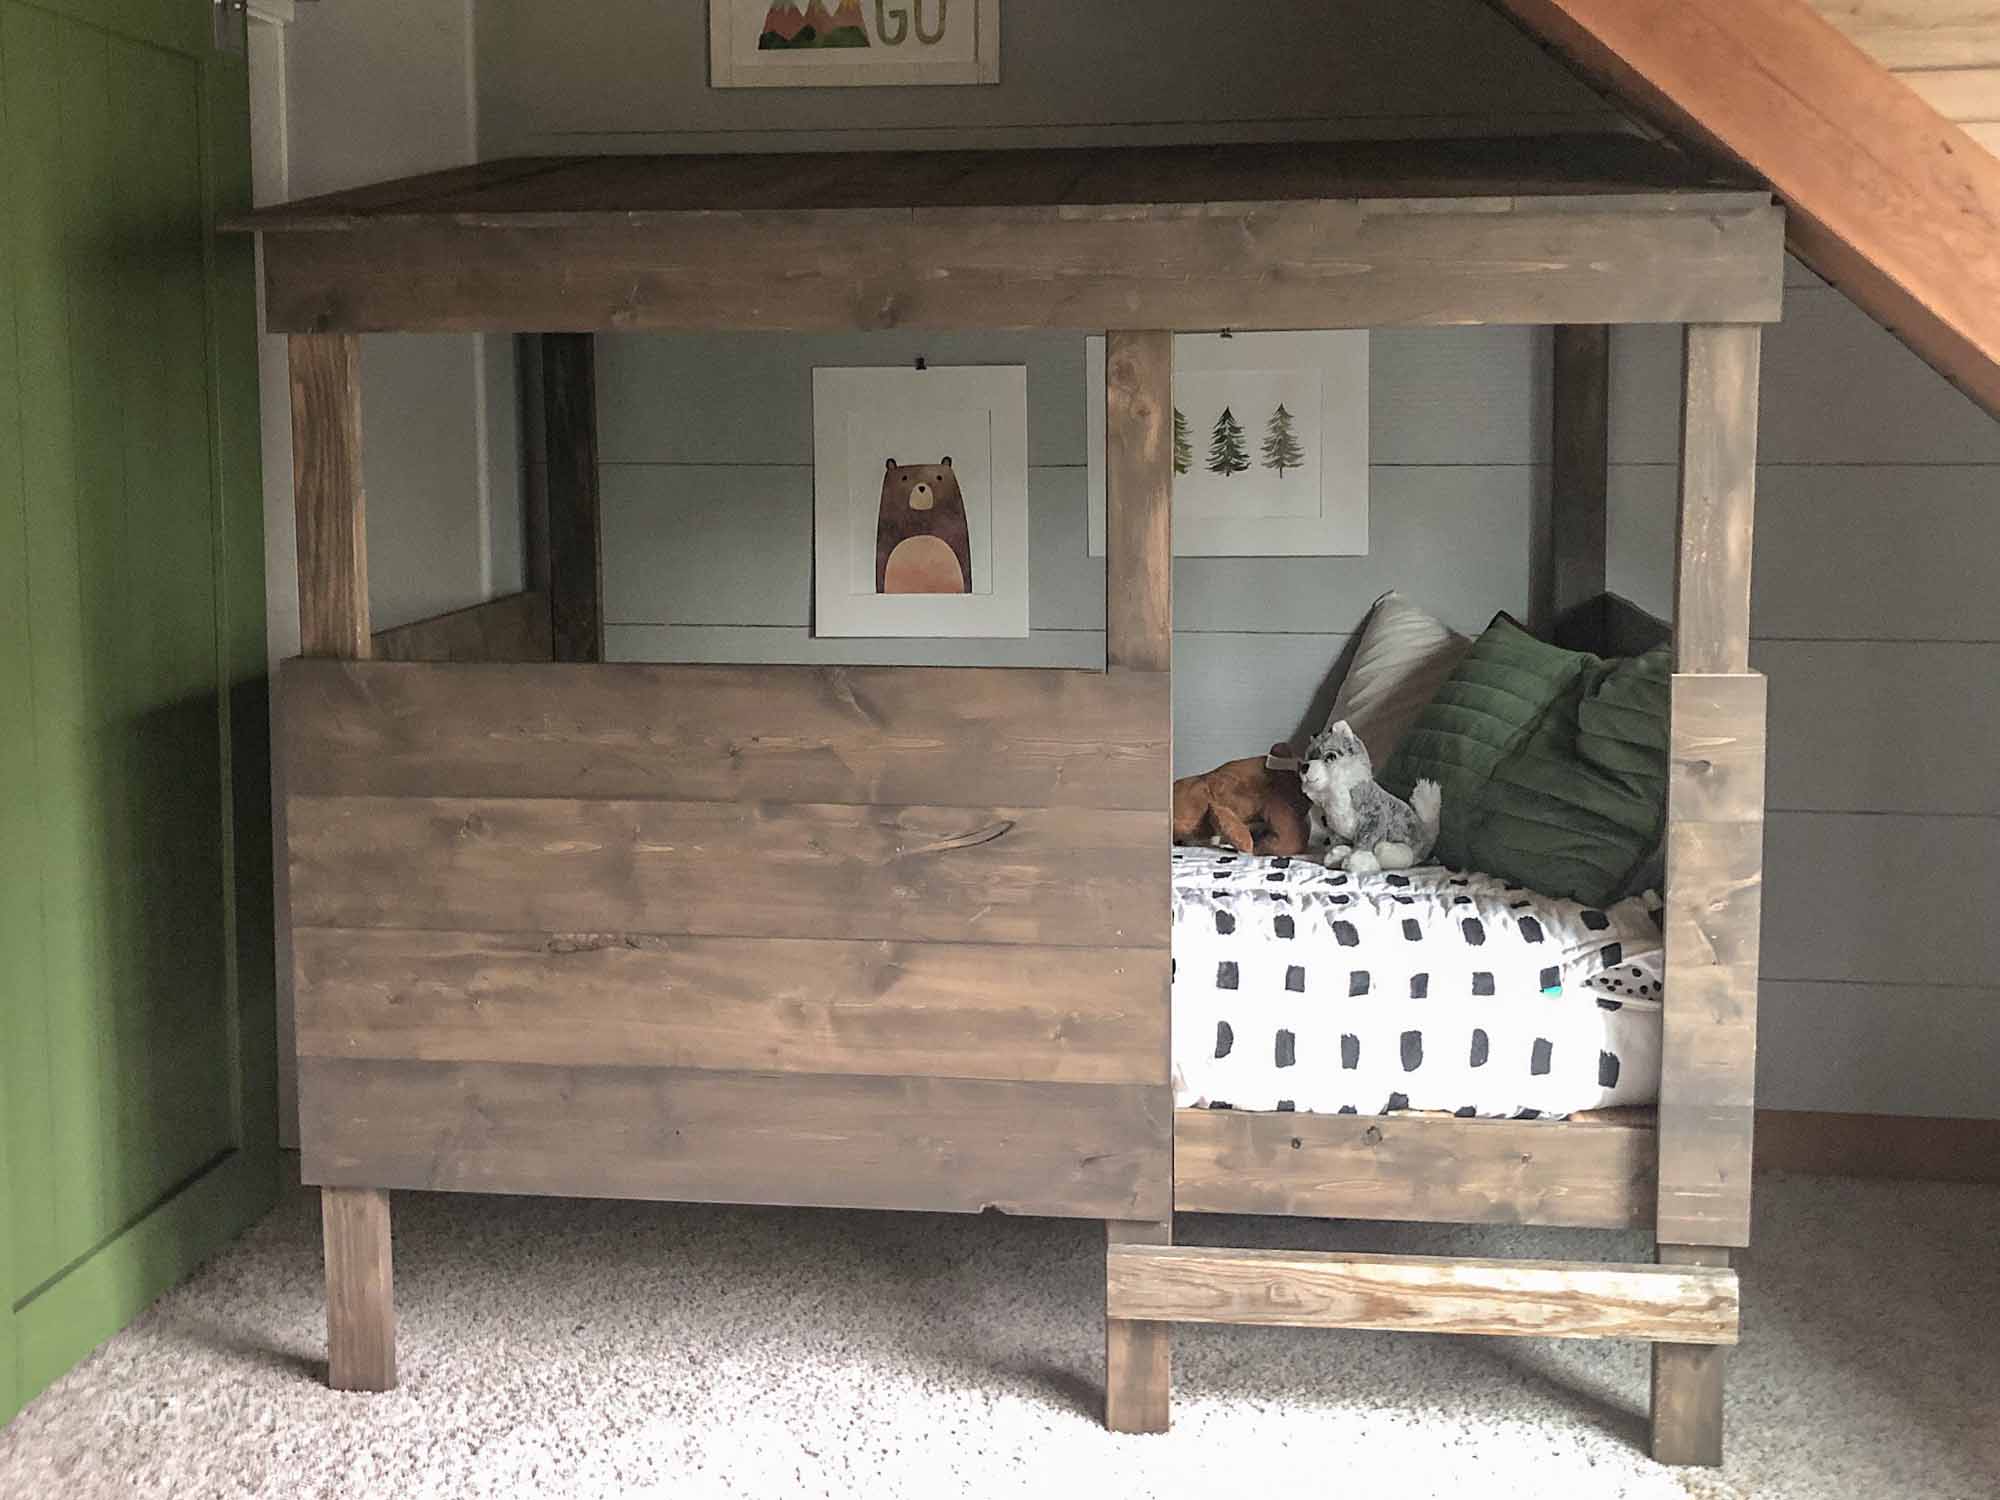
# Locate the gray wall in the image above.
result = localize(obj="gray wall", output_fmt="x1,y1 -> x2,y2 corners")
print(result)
481,0 -> 2000,1121
288,0 -> 523,629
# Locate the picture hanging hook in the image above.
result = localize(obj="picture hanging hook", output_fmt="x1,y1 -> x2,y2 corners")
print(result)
915,356 -> 928,371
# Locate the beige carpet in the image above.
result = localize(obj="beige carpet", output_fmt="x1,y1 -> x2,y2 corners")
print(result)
1,1170 -> 1994,1499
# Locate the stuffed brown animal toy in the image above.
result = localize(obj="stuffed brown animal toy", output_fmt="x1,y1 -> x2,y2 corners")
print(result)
1172,744 -> 1314,857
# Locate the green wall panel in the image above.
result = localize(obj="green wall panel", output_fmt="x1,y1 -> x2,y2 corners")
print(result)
2,0 -> 275,1425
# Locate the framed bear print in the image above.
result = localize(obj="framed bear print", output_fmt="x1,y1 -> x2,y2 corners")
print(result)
709,0 -> 1000,88
1085,331 -> 1370,557
812,365 -> 1029,638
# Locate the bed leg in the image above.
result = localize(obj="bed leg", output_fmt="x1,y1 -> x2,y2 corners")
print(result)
1105,1218 -> 1171,1433
323,1187 -> 397,1392
1649,1244 -> 1728,1465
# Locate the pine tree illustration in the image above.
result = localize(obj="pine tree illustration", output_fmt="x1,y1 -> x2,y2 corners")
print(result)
1261,403 -> 1305,476
1172,407 -> 1192,475
1207,406 -> 1249,476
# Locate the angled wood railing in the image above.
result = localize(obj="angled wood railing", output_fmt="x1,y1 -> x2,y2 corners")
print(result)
1492,0 -> 2000,419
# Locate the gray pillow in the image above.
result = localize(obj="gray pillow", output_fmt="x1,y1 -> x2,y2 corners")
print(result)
1319,591 -> 1472,765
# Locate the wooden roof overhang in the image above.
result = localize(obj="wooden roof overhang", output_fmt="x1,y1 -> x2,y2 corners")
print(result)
226,136 -> 1784,336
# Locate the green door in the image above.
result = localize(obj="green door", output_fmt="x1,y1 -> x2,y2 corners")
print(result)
1,0 -> 275,1424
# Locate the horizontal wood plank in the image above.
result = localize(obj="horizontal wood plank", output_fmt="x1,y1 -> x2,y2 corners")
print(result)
293,927 -> 1165,1086
1173,1108 -> 1655,1229
371,591 -> 553,664
1105,1244 -> 1740,1344
289,795 -> 1164,950
282,659 -> 1168,811
255,198 -> 1782,334
300,1058 -> 1170,1220
230,138 -> 1761,229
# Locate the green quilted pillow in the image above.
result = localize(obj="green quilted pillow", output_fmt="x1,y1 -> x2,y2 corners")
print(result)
1379,614 -> 1670,905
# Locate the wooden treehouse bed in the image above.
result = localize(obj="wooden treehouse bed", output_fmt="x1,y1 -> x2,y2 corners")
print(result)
231,136 -> 1778,1467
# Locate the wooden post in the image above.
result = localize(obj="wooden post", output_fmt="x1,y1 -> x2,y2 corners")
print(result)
1671,325 -> 1760,676
1102,330 -> 1173,1434
1105,1218 -> 1172,1433
1104,331 -> 1173,674
540,333 -> 603,663
1541,324 -> 1610,632
289,333 -> 397,1392
1653,322 -> 1764,1467
289,335 -> 370,660
1651,1245 -> 1731,1465
322,1185 -> 397,1391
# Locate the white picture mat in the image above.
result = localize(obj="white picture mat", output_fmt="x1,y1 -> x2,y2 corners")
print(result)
708,0 -> 1000,87
813,365 -> 1029,638
1087,331 -> 1370,557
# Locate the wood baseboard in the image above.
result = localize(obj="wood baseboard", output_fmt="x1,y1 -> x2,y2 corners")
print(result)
1754,1109 -> 2000,1183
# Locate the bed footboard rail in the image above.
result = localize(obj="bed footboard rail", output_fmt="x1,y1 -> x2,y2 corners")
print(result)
1105,1243 -> 1739,1345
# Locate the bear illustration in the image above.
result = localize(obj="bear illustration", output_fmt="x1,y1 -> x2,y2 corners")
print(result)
875,457 -> 972,595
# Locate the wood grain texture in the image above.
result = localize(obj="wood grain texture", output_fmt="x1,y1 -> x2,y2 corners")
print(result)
288,334 -> 369,658
292,926 -> 1165,1086
284,653 -> 1171,1222
540,334 -> 602,662
1543,325 -> 1611,628
1104,1219 -> 1171,1434
301,1058 -> 1171,1220
370,591 -> 553,664
251,197 -> 1784,335
1813,2 -> 2000,69
280,659 -> 1169,809
1674,325 -> 1761,675
1650,1244 -> 1730,1466
1900,63 -> 2000,123
1106,1245 -> 1740,1344
321,1187 -> 395,1392
1658,673 -> 1766,1249
1491,0 -> 2000,416
1103,332 -> 1173,673
289,794 -> 1164,949
1173,1107 -> 1656,1230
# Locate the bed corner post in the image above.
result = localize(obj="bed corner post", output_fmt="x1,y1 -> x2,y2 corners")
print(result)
1539,324 -> 1611,635
538,333 -> 604,663
1652,322 -> 1765,1466
290,332 -> 398,1393
1102,330 -> 1174,1434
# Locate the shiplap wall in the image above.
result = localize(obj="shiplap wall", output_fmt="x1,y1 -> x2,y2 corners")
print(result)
593,327 -> 1548,779
1608,258 -> 2000,1119
481,0 -> 1999,1120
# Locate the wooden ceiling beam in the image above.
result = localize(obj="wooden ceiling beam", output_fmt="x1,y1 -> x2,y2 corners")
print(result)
1491,0 -> 2000,419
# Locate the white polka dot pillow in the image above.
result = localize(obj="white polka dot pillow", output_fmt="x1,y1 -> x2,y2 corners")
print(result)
1587,952 -> 1665,1009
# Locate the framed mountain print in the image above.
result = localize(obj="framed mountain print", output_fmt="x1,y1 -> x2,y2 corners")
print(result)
710,0 -> 1001,87
813,365 -> 1029,639
1086,331 -> 1370,557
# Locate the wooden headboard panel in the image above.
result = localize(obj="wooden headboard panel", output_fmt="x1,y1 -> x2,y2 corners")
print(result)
282,658 -> 1171,1220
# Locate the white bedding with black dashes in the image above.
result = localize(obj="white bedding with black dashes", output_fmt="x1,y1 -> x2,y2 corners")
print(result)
1171,847 -> 1664,1119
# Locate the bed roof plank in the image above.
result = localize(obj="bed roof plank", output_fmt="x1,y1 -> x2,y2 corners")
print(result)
228,138 -> 1783,336
228,136 -> 1762,231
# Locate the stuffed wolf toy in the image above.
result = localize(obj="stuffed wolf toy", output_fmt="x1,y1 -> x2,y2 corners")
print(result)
1299,720 -> 1443,873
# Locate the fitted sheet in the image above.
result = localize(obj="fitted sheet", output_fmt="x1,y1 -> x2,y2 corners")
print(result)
1170,847 -> 1664,1119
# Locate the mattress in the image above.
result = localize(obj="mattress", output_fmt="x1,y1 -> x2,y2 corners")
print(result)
1171,847 -> 1664,1119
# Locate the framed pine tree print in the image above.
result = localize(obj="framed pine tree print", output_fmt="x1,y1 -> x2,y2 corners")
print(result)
1086,331 -> 1369,557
